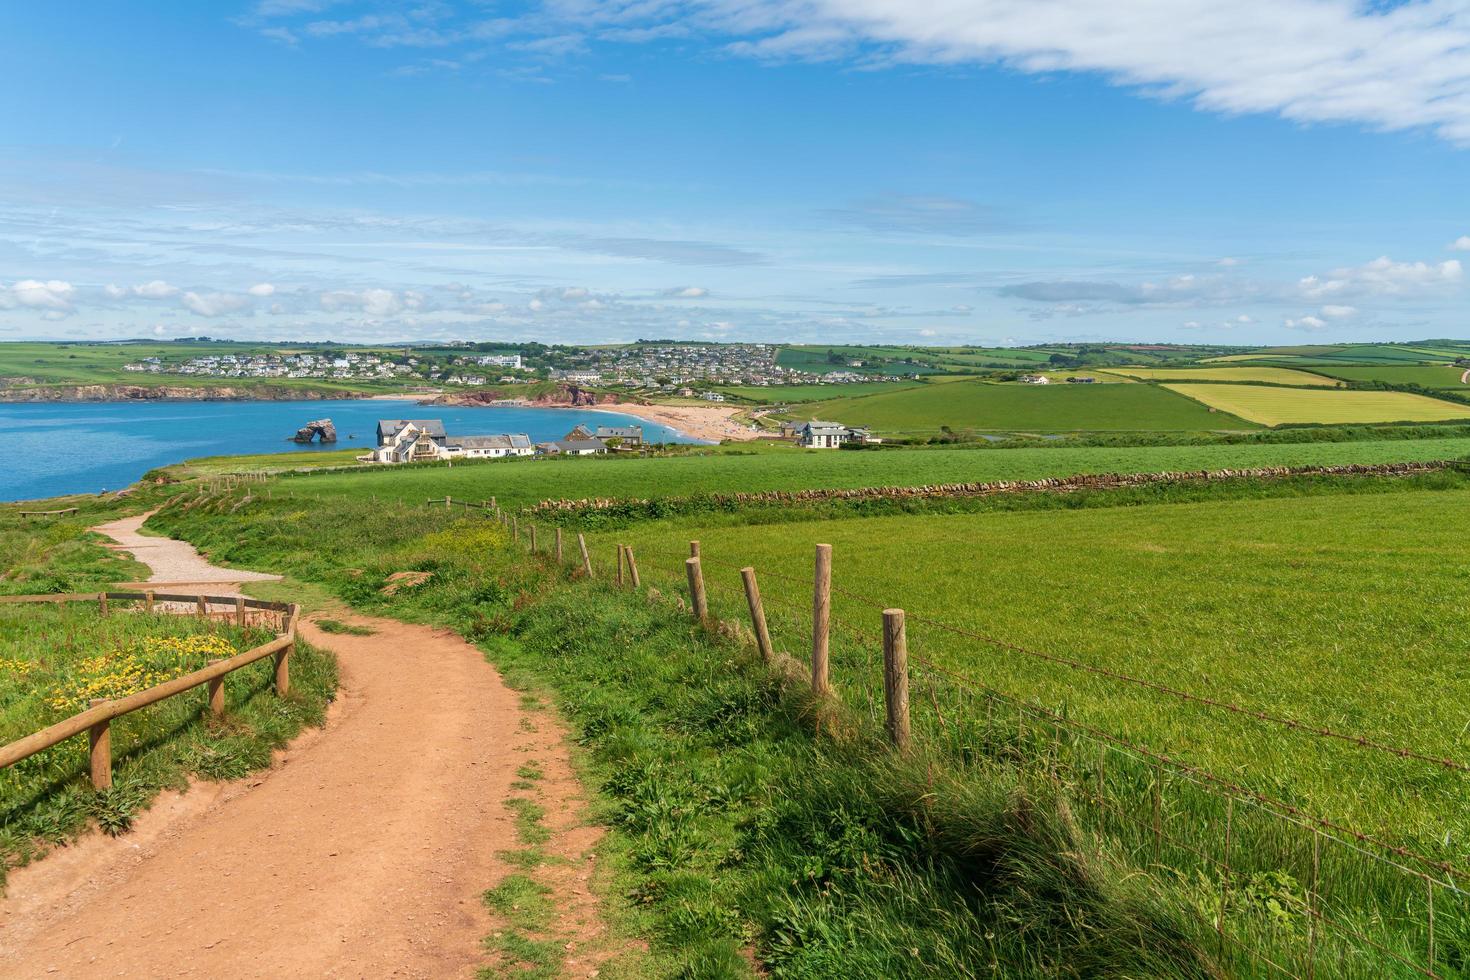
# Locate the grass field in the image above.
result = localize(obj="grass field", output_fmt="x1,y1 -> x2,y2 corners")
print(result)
588,481 -> 1470,850
0,499 -> 148,595
1310,364 -> 1470,388
1101,366 -> 1340,386
249,436 -> 1470,510
774,345 -> 944,376
0,600 -> 337,885
1164,383 -> 1470,425
711,380 -> 928,403
794,379 -> 1256,432
148,470 -> 1470,976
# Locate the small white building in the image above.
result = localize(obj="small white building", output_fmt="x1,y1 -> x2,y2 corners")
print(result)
1018,374 -> 1049,384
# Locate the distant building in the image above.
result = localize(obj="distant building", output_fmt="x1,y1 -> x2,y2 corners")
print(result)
539,438 -> 607,456
447,434 -> 534,459
1019,374 -> 1049,385
373,418 -> 531,463
699,391 -> 726,402
795,421 -> 880,449
594,424 -> 644,446
1066,376 -> 1096,384
797,421 -> 849,449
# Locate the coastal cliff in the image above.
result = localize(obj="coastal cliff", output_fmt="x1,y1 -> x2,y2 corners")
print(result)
0,383 -> 371,403
421,384 -> 624,408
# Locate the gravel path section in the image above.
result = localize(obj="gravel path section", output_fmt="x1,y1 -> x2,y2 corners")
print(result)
93,513 -> 281,588
0,518 -> 614,977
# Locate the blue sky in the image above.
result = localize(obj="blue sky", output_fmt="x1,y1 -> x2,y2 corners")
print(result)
2,1 -> 1468,346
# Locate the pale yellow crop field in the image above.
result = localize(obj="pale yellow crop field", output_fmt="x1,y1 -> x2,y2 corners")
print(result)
1103,366 -> 1338,386
1162,384 -> 1470,426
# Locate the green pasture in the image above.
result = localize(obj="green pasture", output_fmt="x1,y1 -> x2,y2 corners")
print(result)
796,379 -> 1257,432
1164,383 -> 1470,426
1310,364 -> 1470,388
712,380 -> 928,403
774,345 -> 943,376
1101,365 -> 1339,386
246,436 -> 1470,510
587,482 -> 1470,854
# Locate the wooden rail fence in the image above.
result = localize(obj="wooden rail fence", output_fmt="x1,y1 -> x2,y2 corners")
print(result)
0,592 -> 300,791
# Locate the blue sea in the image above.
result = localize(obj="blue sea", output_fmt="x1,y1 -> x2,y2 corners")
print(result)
0,399 -> 693,502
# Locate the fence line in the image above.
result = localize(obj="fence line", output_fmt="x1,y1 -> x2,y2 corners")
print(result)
556,532 -> 1465,977
0,592 -> 300,790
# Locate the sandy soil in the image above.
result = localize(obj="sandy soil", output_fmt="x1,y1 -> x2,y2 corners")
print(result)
601,401 -> 760,442
0,524 -> 614,977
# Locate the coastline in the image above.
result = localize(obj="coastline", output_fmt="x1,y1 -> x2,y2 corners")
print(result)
416,394 -> 757,443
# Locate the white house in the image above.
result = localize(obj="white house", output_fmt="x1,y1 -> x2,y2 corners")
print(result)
447,433 -> 534,459
373,418 -> 533,463
1018,374 -> 1049,384
798,421 -> 849,449
373,419 -> 448,463
795,421 -> 880,449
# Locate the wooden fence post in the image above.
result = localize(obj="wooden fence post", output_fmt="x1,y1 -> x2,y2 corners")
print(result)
616,545 -> 624,585
512,515 -> 519,543
578,534 -> 593,577
555,527 -> 564,564
88,699 -> 112,790
812,544 -> 832,696
235,596 -> 246,627
276,606 -> 296,697
491,495 -> 497,509
446,495 -> 453,509
529,525 -> 537,552
196,595 -> 208,618
689,540 -> 701,559
145,590 -> 155,614
883,609 -> 911,751
207,659 -> 226,716
742,567 -> 774,664
625,547 -> 641,588
685,557 -> 708,624
98,592 -> 108,617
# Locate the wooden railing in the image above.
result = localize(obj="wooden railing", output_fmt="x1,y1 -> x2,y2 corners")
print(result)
0,592 -> 300,790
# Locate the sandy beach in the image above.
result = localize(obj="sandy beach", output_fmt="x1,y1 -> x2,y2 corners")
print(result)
600,401 -> 760,442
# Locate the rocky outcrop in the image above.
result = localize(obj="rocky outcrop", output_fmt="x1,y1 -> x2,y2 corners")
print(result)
422,384 -> 622,408
0,383 -> 366,403
292,418 -> 338,443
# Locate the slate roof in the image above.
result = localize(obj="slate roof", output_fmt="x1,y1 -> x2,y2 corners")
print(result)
376,418 -> 446,444
448,433 -> 533,451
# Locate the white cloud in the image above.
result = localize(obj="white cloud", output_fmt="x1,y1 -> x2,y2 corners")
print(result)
181,291 -> 253,317
1298,256 -> 1462,299
0,279 -> 76,313
705,0 -> 1470,144
1451,236 -> 1470,252
1217,257 -> 1240,267
318,288 -> 421,317
661,286 -> 709,298
1320,304 -> 1358,318
1284,314 -> 1329,332
247,282 -> 277,297
152,324 -> 166,336
132,279 -> 179,299
918,328 -> 938,336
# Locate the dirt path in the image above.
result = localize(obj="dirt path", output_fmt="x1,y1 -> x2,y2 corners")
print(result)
0,523 -> 610,977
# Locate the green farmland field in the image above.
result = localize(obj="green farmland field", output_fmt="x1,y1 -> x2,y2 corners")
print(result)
1164,383 -> 1470,426
1101,366 -> 1339,386
588,482 -> 1470,852
713,380 -> 928,403
798,379 -> 1257,432
1311,364 -> 1470,388
261,436 -> 1470,510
